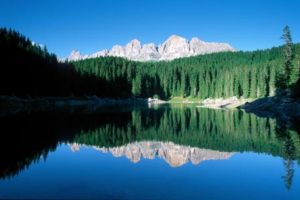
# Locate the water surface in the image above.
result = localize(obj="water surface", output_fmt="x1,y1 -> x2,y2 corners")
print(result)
0,105 -> 299,199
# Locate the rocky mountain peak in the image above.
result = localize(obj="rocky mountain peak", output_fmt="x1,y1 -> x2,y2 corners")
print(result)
110,45 -> 126,57
68,50 -> 83,61
125,39 -> 142,59
167,34 -> 186,42
127,39 -> 141,47
65,35 -> 235,62
190,37 -> 204,44
159,34 -> 190,60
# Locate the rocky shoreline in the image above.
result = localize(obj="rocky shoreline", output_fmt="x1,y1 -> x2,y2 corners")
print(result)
197,96 -> 300,126
1,95 -> 300,123
185,96 -> 300,128
193,96 -> 300,121
239,97 -> 300,120
197,96 -> 252,109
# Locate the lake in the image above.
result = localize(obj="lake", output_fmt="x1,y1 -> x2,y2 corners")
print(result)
0,105 -> 300,199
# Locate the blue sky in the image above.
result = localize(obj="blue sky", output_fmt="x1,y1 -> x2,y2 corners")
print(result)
0,0 -> 299,57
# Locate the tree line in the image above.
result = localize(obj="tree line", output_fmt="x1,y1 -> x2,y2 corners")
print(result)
72,26 -> 300,99
73,45 -> 300,99
0,27 -> 299,99
0,28 -> 129,97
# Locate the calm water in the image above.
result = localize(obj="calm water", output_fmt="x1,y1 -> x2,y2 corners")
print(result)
0,105 -> 300,199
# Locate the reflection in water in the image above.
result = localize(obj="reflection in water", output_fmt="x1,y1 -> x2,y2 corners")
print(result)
276,125 -> 298,190
70,141 -> 234,167
0,105 -> 300,191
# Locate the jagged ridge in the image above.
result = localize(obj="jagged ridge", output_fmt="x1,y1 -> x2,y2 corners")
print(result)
66,35 -> 235,62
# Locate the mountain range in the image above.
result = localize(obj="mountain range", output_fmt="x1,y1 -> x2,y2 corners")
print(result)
66,35 -> 235,62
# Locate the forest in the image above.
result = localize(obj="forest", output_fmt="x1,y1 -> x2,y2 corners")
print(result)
0,27 -> 299,100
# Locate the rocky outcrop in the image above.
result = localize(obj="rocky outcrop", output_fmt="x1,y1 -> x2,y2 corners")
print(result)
140,43 -> 160,60
110,45 -> 126,57
65,35 -> 235,62
158,35 -> 191,60
124,39 -> 142,60
67,50 -> 85,61
190,37 -> 234,55
198,96 -> 252,109
240,96 -> 300,119
90,49 -> 109,58
70,141 -> 234,167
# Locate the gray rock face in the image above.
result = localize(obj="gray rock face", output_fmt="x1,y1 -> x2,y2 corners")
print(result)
110,45 -> 126,57
70,141 -> 234,167
90,49 -> 109,58
159,35 -> 191,60
67,50 -> 84,61
189,37 -> 234,55
65,35 -> 235,62
125,39 -> 142,59
140,43 -> 161,61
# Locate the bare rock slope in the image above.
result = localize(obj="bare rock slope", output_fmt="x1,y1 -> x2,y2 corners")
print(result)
66,35 -> 235,62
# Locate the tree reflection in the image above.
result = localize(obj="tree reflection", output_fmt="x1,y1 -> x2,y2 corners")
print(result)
276,125 -> 296,189
0,106 -> 299,189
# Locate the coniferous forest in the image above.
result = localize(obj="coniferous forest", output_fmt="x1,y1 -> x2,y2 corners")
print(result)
1,27 -> 299,100
2,0 -> 300,198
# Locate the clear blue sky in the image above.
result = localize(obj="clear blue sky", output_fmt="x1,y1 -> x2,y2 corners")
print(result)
0,0 -> 299,58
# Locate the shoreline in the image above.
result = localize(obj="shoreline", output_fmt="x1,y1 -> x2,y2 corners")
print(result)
239,96 -> 300,119
0,96 -> 168,116
1,95 -> 300,121
197,97 -> 253,109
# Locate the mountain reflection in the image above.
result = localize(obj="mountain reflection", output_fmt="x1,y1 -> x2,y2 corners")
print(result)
70,141 -> 234,167
0,105 -> 299,188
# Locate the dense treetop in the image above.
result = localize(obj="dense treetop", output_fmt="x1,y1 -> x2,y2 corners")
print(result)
73,43 -> 300,99
0,27 -> 299,99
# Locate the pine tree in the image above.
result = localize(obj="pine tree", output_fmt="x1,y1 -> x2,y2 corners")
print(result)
276,25 -> 293,93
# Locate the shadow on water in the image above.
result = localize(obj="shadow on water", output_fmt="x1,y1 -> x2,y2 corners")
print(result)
0,104 -> 299,188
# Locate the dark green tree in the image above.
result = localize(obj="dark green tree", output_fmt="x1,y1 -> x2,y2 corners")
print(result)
2,27 -> 300,100
276,25 -> 294,93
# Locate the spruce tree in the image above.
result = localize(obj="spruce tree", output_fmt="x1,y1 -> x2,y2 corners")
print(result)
276,25 -> 293,93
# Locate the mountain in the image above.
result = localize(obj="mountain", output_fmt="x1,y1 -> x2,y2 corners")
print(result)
66,35 -> 235,62
70,141 -> 234,167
